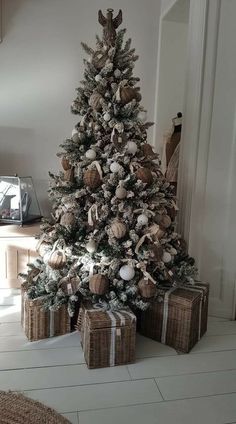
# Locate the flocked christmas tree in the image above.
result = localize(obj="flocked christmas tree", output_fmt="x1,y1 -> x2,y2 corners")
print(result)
21,9 -> 196,316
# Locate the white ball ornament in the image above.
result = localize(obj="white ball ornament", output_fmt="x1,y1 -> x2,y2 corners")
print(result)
95,74 -> 102,82
115,186 -> 127,199
162,252 -> 172,263
138,110 -> 147,122
126,141 -> 137,155
72,129 -> 79,142
137,214 -> 148,226
103,112 -> 111,122
114,69 -> 121,78
86,240 -> 97,253
110,162 -> 121,173
119,265 -> 135,281
85,149 -> 96,160
170,247 -> 177,255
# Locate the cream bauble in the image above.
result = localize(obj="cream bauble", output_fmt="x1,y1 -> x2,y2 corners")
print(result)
72,129 -> 79,142
114,69 -> 121,78
170,247 -> 177,255
85,149 -> 96,160
119,265 -> 135,281
86,239 -> 97,253
110,162 -> 121,173
126,141 -> 137,155
137,214 -> 148,226
115,186 -> 127,199
103,112 -> 111,122
95,74 -> 102,82
162,251 -> 172,263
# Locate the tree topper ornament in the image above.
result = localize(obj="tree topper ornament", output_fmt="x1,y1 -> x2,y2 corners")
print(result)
98,9 -> 123,47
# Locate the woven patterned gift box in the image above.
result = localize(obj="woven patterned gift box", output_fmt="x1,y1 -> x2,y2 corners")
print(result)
80,302 -> 136,369
21,286 -> 71,341
139,283 -> 209,353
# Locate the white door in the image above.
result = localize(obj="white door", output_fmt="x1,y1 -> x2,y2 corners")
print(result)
178,0 -> 236,318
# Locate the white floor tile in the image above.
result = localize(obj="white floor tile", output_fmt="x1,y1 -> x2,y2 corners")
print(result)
78,393 -> 236,424
191,335 -> 236,353
136,334 -> 177,358
128,350 -> 236,379
0,363 -> 130,391
0,346 -> 85,370
206,321 -> 236,336
0,305 -> 21,323
0,331 -> 81,352
0,322 -> 22,336
25,379 -> 162,413
208,316 -> 229,323
62,412 -> 78,424
156,369 -> 236,400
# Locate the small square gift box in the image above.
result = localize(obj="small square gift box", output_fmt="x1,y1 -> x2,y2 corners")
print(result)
21,286 -> 71,341
139,283 -> 209,353
80,302 -> 136,369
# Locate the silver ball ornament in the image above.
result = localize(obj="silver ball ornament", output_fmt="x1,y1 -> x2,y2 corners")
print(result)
86,240 -> 97,253
72,129 -> 79,142
115,186 -> 127,199
126,141 -> 138,155
110,162 -> 121,173
119,265 -> 135,281
162,252 -> 172,263
114,69 -> 121,78
137,214 -> 148,226
85,149 -> 96,160
103,112 -> 111,122
95,74 -> 102,82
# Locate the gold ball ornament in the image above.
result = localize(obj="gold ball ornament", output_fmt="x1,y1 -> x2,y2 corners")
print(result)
89,274 -> 109,295
120,86 -> 142,105
59,276 -> 80,295
60,212 -> 76,227
155,214 -> 172,228
135,167 -> 153,185
48,249 -> 67,270
110,220 -> 127,239
61,157 -> 71,171
138,278 -> 157,298
89,92 -> 104,112
83,169 -> 101,189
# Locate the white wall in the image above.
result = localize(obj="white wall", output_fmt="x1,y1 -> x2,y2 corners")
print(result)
155,19 -> 188,150
0,0 -> 160,215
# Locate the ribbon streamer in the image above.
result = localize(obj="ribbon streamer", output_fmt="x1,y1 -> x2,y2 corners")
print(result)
88,204 -> 99,226
135,233 -> 153,254
90,161 -> 103,179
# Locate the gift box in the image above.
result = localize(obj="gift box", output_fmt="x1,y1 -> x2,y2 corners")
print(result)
80,302 -> 136,369
21,287 -> 71,341
139,283 -> 209,353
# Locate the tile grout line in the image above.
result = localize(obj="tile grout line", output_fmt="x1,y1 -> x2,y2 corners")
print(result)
153,378 -> 165,401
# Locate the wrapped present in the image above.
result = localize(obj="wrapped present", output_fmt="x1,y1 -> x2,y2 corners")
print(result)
140,283 -> 209,353
21,287 -> 71,341
80,302 -> 136,368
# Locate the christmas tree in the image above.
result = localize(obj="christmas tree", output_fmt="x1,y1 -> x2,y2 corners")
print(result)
21,9 -> 196,316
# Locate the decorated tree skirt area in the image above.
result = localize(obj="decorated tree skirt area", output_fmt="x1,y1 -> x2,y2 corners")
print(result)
20,9 -> 209,369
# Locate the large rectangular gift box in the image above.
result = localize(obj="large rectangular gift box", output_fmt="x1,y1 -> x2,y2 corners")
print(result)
21,286 -> 71,341
80,302 -> 136,369
139,283 -> 209,353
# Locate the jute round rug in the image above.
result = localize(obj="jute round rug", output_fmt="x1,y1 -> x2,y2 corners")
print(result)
0,391 -> 71,424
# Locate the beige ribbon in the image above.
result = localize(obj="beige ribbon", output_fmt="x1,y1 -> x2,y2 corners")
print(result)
161,287 -> 177,344
88,204 -> 99,226
90,161 -> 103,179
49,310 -> 55,338
134,209 -> 155,217
135,233 -> 153,254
